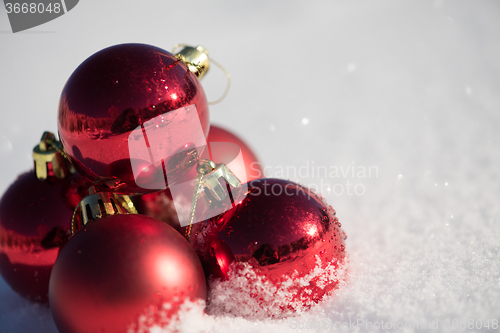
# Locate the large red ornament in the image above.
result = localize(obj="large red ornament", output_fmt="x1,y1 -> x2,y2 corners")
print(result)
0,170 -> 89,303
135,124 -> 262,231
58,43 -> 210,195
49,214 -> 207,333
191,178 -> 347,318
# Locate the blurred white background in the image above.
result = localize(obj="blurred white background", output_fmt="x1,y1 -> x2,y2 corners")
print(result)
1,1 -> 499,332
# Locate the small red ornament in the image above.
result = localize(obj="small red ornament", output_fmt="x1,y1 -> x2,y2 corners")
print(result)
135,124 -> 262,231
58,43 -> 210,195
0,170 -> 89,303
205,125 -> 262,182
191,178 -> 347,318
49,214 -> 207,333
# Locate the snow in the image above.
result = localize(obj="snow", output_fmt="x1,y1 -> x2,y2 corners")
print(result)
1,0 -> 500,332
205,257 -> 348,320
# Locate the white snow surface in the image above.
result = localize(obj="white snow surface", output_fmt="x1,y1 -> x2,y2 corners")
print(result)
1,0 -> 500,332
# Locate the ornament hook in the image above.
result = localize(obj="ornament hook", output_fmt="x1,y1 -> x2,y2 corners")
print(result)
206,57 -> 231,106
173,44 -> 231,105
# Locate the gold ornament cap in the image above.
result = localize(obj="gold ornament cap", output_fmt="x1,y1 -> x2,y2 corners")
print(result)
32,132 -> 69,180
71,186 -> 138,235
174,45 -> 210,79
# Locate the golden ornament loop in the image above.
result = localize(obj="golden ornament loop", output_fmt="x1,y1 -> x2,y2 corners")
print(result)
172,44 -> 231,105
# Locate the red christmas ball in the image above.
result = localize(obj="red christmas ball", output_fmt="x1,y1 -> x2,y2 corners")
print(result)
0,170 -> 89,303
49,214 -> 207,333
135,124 -> 262,231
205,125 -> 262,182
58,43 -> 210,195
191,178 -> 347,318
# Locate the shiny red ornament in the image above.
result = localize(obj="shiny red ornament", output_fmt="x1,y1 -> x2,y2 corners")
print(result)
206,125 -> 262,182
192,178 -> 347,318
135,124 -> 262,231
0,170 -> 89,303
58,43 -> 210,195
49,214 -> 207,333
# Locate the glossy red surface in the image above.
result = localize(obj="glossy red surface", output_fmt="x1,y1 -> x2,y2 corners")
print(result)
49,214 -> 207,333
135,124 -> 262,230
58,43 -> 210,195
192,178 -> 347,307
0,170 -> 90,303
